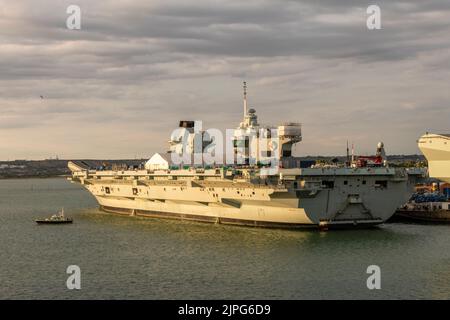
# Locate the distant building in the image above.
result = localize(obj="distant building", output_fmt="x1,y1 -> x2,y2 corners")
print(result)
144,153 -> 173,170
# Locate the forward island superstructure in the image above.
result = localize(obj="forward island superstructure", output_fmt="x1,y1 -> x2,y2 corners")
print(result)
69,83 -> 423,229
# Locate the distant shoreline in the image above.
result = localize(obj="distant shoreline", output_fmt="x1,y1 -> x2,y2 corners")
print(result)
0,175 -> 69,180
0,159 -> 144,180
0,155 -> 426,180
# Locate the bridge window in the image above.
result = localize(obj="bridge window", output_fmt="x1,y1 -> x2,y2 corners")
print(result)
282,150 -> 291,157
105,187 -> 110,194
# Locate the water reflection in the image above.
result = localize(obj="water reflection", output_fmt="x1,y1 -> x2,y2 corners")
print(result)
0,178 -> 449,299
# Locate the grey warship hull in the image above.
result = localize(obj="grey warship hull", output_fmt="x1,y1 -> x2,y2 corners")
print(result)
69,163 -> 423,229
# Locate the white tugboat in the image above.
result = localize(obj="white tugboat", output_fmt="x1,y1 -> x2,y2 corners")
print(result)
35,208 -> 73,224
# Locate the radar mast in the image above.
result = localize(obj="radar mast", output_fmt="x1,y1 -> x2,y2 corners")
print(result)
243,81 -> 248,119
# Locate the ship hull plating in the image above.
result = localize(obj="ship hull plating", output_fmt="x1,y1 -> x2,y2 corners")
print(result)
99,205 -> 317,229
96,202 -> 382,229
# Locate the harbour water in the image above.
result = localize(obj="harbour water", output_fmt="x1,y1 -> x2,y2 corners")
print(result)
0,178 -> 449,299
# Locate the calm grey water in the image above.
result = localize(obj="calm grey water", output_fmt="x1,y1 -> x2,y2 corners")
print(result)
0,177 -> 449,299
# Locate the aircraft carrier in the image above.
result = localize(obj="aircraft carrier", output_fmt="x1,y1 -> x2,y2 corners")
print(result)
68,83 -> 424,229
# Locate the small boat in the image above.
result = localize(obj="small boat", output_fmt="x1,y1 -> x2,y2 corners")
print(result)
35,208 -> 73,224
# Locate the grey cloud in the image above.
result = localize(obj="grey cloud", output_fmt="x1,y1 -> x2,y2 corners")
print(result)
0,0 -> 450,159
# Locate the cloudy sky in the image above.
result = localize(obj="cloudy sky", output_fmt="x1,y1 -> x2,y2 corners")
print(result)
0,0 -> 449,160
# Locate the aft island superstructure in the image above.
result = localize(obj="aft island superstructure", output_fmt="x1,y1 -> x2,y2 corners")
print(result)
69,83 -> 423,229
